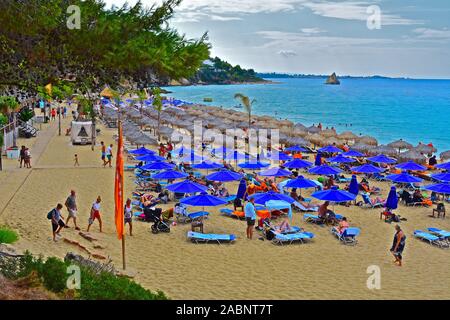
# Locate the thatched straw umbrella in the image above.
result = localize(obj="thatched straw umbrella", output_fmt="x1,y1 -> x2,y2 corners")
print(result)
440,150 -> 450,161
358,135 -> 378,146
398,150 -> 427,164
321,129 -> 337,138
131,135 -> 158,146
307,126 -> 321,134
368,145 -> 398,157
351,143 -> 371,153
338,131 -> 358,142
287,137 -> 308,147
387,139 -> 413,153
324,137 -> 342,146
306,133 -> 325,147
415,143 -> 437,155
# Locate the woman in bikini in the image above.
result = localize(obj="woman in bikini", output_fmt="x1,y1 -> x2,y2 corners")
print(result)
87,196 -> 103,233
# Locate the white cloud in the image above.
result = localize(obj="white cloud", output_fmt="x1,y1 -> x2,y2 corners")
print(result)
302,1 -> 421,26
172,11 -> 242,23
278,50 -> 298,57
300,27 -> 325,35
413,28 -> 450,40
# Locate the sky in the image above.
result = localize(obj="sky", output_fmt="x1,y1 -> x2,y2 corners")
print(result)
103,0 -> 450,79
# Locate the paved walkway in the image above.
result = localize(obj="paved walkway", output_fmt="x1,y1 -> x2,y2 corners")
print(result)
0,120 -> 59,216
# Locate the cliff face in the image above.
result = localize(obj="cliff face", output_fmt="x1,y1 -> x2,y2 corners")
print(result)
325,72 -> 340,85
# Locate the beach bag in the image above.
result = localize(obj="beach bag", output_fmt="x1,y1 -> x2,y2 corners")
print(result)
47,209 -> 56,220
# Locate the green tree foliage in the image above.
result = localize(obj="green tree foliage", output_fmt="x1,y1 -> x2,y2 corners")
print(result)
234,93 -> 256,129
0,225 -> 19,244
193,57 -> 264,84
0,0 -> 210,94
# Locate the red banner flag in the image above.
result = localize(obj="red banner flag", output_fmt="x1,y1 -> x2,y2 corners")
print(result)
114,122 -> 125,240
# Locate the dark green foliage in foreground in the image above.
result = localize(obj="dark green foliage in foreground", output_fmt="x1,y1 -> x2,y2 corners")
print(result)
0,226 -> 19,244
0,251 -> 168,300
193,57 -> 264,84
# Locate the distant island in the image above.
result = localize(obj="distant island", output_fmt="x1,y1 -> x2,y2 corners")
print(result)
256,72 -> 403,80
325,72 -> 340,85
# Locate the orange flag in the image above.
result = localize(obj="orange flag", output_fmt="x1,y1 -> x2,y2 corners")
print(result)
114,122 -> 125,240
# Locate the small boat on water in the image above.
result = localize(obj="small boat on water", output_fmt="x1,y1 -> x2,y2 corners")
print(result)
203,97 -> 213,102
233,104 -> 243,109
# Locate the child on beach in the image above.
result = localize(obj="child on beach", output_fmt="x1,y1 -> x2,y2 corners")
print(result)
74,154 -> 79,166
24,148 -> 31,168
101,141 -> 106,167
87,196 -> 103,233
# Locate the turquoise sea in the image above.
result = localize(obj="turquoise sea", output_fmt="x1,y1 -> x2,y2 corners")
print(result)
164,78 -> 450,153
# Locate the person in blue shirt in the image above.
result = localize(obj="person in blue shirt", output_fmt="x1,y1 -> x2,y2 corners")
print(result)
244,197 -> 257,239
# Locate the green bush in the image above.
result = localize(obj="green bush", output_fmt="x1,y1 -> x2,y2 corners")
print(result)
79,267 -> 168,300
40,257 -> 69,293
0,226 -> 19,244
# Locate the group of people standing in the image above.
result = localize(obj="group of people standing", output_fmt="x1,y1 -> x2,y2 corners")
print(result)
100,141 -> 114,168
49,190 -> 104,241
19,145 -> 32,168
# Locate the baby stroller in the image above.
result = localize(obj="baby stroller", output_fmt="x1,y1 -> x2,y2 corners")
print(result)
144,206 -> 170,234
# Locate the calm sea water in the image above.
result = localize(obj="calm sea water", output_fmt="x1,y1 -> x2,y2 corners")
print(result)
163,78 -> 450,153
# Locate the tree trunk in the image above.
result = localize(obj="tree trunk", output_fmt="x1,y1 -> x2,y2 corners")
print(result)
157,111 -> 161,141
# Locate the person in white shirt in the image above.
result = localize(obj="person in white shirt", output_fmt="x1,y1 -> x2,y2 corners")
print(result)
87,196 -> 103,232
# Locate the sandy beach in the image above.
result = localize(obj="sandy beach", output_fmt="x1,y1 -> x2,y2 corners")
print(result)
1,106 -> 450,300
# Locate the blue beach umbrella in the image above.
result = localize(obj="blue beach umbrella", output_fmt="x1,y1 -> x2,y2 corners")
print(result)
285,145 -> 307,152
180,152 -> 205,163
181,192 -> 227,207
236,179 -> 247,200
173,145 -> 192,156
283,158 -> 313,169
351,164 -> 384,174
348,175 -> 359,196
136,154 -> 165,162
385,186 -> 398,210
128,147 -> 156,155
314,153 -> 322,166
166,180 -> 208,193
249,191 -> 295,205
206,169 -> 243,182
424,183 -> 450,194
261,151 -> 292,162
342,150 -> 365,157
308,165 -> 342,175
238,162 -> 270,170
319,145 -> 342,153
328,154 -> 355,163
285,176 -> 317,189
435,162 -> 450,171
224,151 -> 247,161
396,161 -> 426,171
367,154 -> 397,164
152,170 -> 188,180
259,167 -> 292,177
311,186 -> 357,203
386,173 -> 423,184
431,173 -> 450,182
192,161 -> 223,170
141,161 -> 175,171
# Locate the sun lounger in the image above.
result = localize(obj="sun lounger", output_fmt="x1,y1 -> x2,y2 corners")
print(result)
413,230 -> 449,248
361,193 -> 385,209
272,231 -> 314,245
336,176 -> 352,183
220,195 -> 237,203
304,213 -> 343,224
427,228 -> 450,241
187,231 -> 236,244
293,201 -> 319,212
373,172 -> 387,181
331,227 -> 360,245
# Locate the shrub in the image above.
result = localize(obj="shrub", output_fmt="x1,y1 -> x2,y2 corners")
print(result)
0,226 -> 19,244
79,267 -> 168,300
40,257 -> 69,293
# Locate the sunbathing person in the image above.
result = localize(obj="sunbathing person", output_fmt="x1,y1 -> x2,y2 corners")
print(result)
318,201 -> 338,225
218,186 -> 229,197
335,217 -> 349,234
364,192 -> 385,206
413,190 -> 432,206
269,179 -> 280,193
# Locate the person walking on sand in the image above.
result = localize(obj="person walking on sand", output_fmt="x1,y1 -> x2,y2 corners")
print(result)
24,148 -> 31,168
106,144 -> 113,168
245,197 -> 257,239
124,198 -> 133,236
65,190 -> 80,230
87,196 -> 103,233
50,203 -> 66,241
74,154 -> 79,166
390,225 -> 406,267
18,145 -> 26,168
101,141 -> 106,167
